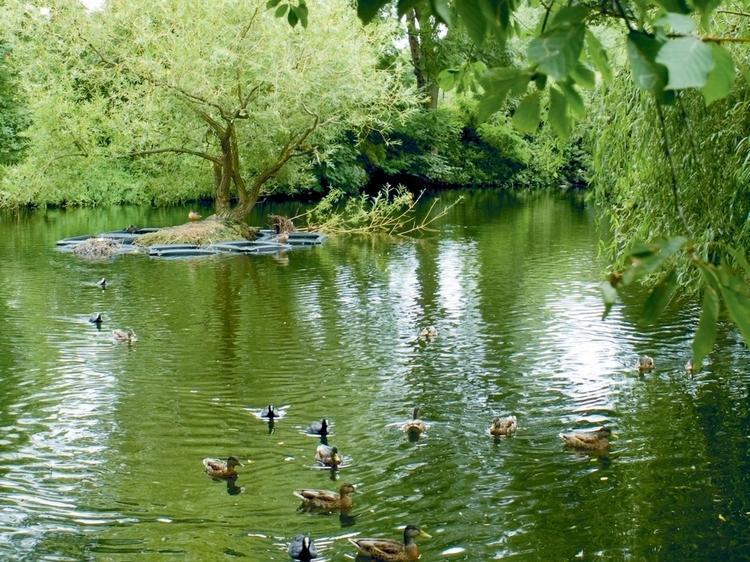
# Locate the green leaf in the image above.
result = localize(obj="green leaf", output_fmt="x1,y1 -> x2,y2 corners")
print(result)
622,236 -> 688,284
429,0 -> 452,25
512,91 -> 541,132
600,280 -> 618,320
550,6 -> 590,28
559,82 -> 585,118
456,0 -> 487,44
357,0 -> 389,23
275,3 -> 289,17
548,86 -> 570,139
725,245 -> 750,277
528,25 -> 585,81
586,31 -> 611,82
640,268 -> 677,325
477,68 -> 529,121
655,13 -> 696,34
703,44 -> 735,105
438,69 -> 459,91
656,37 -> 714,90
288,6 -> 299,26
266,0 -> 282,8
692,0 -> 721,20
718,272 -> 750,347
654,0 -> 690,14
692,284 -> 719,369
571,64 -> 596,89
627,31 -> 668,94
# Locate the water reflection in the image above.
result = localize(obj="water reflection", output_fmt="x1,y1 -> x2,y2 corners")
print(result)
0,191 -> 748,560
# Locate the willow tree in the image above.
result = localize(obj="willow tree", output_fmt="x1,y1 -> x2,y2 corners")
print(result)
1,0 -> 412,217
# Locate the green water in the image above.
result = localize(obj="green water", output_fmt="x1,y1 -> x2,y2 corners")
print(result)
0,191 -> 748,561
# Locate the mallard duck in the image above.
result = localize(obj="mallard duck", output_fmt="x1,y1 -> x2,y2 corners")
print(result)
288,534 -> 318,561
89,312 -> 103,325
560,427 -> 612,451
112,329 -> 137,343
306,419 -> 329,436
418,326 -> 438,340
349,525 -> 431,562
315,444 -> 342,468
96,277 -> 107,289
636,355 -> 654,373
490,415 -> 518,437
401,407 -> 429,437
188,210 -> 202,221
294,483 -> 355,511
202,456 -> 243,479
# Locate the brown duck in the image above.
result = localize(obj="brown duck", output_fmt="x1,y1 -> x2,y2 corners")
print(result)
293,483 -> 355,511
560,427 -> 612,451
349,525 -> 431,562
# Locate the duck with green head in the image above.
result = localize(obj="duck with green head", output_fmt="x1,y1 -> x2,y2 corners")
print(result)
202,456 -> 243,479
349,525 -> 431,562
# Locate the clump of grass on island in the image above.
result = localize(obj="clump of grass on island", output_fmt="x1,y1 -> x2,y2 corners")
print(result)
134,219 -> 256,247
72,237 -> 121,259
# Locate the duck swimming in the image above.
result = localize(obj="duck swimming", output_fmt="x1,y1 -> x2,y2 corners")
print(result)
89,313 -> 103,325
560,427 -> 612,451
636,355 -> 654,373
315,444 -> 342,468
188,210 -> 202,221
202,456 -> 243,479
349,525 -> 431,562
96,278 -> 107,289
306,419 -> 329,436
112,329 -> 137,343
489,415 -> 518,437
260,404 -> 279,419
401,407 -> 429,438
418,326 -> 438,341
288,534 -> 318,561
294,483 -> 355,511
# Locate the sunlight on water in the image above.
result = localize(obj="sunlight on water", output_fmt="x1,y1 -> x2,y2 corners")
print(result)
0,191 -> 748,560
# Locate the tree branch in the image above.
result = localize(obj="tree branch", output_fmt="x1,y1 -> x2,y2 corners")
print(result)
115,147 -> 221,164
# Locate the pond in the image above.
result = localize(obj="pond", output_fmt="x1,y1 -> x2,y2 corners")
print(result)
0,190 -> 748,561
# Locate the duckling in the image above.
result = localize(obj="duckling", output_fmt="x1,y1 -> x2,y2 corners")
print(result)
349,525 -> 431,562
490,415 -> 518,437
112,329 -> 137,343
560,427 -> 612,451
401,407 -> 429,438
288,534 -> 318,561
89,312 -> 103,326
96,277 -> 107,289
315,444 -> 342,468
418,326 -> 438,341
306,419 -> 329,436
202,456 -> 243,479
277,232 -> 289,244
188,210 -> 202,221
293,483 -> 355,511
636,355 -> 654,373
